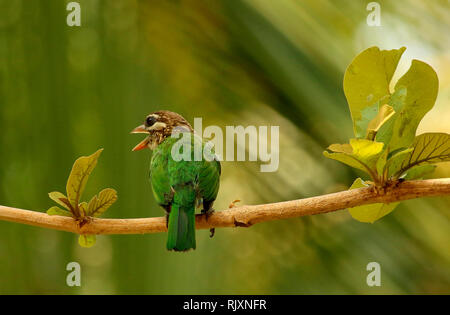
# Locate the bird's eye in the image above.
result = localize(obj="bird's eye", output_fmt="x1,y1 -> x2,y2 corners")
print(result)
145,116 -> 156,127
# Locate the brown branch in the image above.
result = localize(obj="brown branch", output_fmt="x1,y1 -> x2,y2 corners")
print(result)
0,178 -> 449,235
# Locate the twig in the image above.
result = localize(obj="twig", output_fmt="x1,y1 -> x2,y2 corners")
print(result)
0,179 -> 449,235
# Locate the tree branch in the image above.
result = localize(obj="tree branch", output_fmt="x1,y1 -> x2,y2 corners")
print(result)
0,179 -> 449,235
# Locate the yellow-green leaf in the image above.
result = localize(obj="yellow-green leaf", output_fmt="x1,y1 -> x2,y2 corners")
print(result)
395,133 -> 450,178
350,139 -> 384,169
66,149 -> 103,209
343,46 -> 406,138
78,235 -> 96,248
48,191 -> 72,210
389,60 -> 439,151
324,144 -> 368,173
348,178 -> 399,223
324,139 -> 384,178
47,206 -> 72,217
87,188 -> 118,217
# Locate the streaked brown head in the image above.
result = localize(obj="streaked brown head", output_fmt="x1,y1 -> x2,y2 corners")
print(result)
131,110 -> 193,151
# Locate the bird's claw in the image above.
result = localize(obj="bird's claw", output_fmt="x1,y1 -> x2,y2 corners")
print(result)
201,208 -> 214,220
201,209 -> 215,238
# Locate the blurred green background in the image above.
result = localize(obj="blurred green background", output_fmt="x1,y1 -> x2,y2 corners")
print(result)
0,0 -> 449,294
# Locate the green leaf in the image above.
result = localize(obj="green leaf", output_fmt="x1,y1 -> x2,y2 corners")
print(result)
356,96 -> 389,140
78,235 -> 96,248
388,60 -> 439,151
343,46 -> 406,138
348,178 -> 399,223
376,148 -> 389,176
66,149 -> 103,209
404,164 -> 437,180
394,133 -> 450,178
86,188 -> 118,217
375,146 -> 414,179
385,147 -> 414,177
48,191 -> 72,210
47,206 -> 72,217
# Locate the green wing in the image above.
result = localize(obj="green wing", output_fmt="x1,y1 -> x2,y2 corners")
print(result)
198,153 -> 221,204
190,133 -> 221,205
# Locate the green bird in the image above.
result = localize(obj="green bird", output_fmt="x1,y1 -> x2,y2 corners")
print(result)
131,110 -> 221,251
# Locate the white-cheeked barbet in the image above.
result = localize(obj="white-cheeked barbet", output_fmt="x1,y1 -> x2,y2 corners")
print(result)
131,111 -> 221,251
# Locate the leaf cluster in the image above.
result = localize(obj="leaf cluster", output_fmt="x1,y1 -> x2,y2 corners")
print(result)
324,47 -> 449,222
47,149 -> 117,247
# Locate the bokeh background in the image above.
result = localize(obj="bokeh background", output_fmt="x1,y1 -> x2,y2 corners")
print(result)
0,0 -> 449,294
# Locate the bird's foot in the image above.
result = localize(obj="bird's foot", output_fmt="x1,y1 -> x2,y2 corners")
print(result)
201,208 -> 214,220
201,209 -> 215,238
165,213 -> 169,229
228,199 -> 241,208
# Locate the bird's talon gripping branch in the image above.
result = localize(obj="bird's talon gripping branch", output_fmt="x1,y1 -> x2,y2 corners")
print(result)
200,209 -> 216,238
201,208 -> 214,220
165,213 -> 169,229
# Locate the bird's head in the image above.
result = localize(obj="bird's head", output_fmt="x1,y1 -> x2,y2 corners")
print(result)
131,110 -> 193,151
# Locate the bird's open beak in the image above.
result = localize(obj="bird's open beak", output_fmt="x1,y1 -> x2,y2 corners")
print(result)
131,125 -> 150,151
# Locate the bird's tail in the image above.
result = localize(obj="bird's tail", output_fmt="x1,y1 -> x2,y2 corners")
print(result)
166,185 -> 196,251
